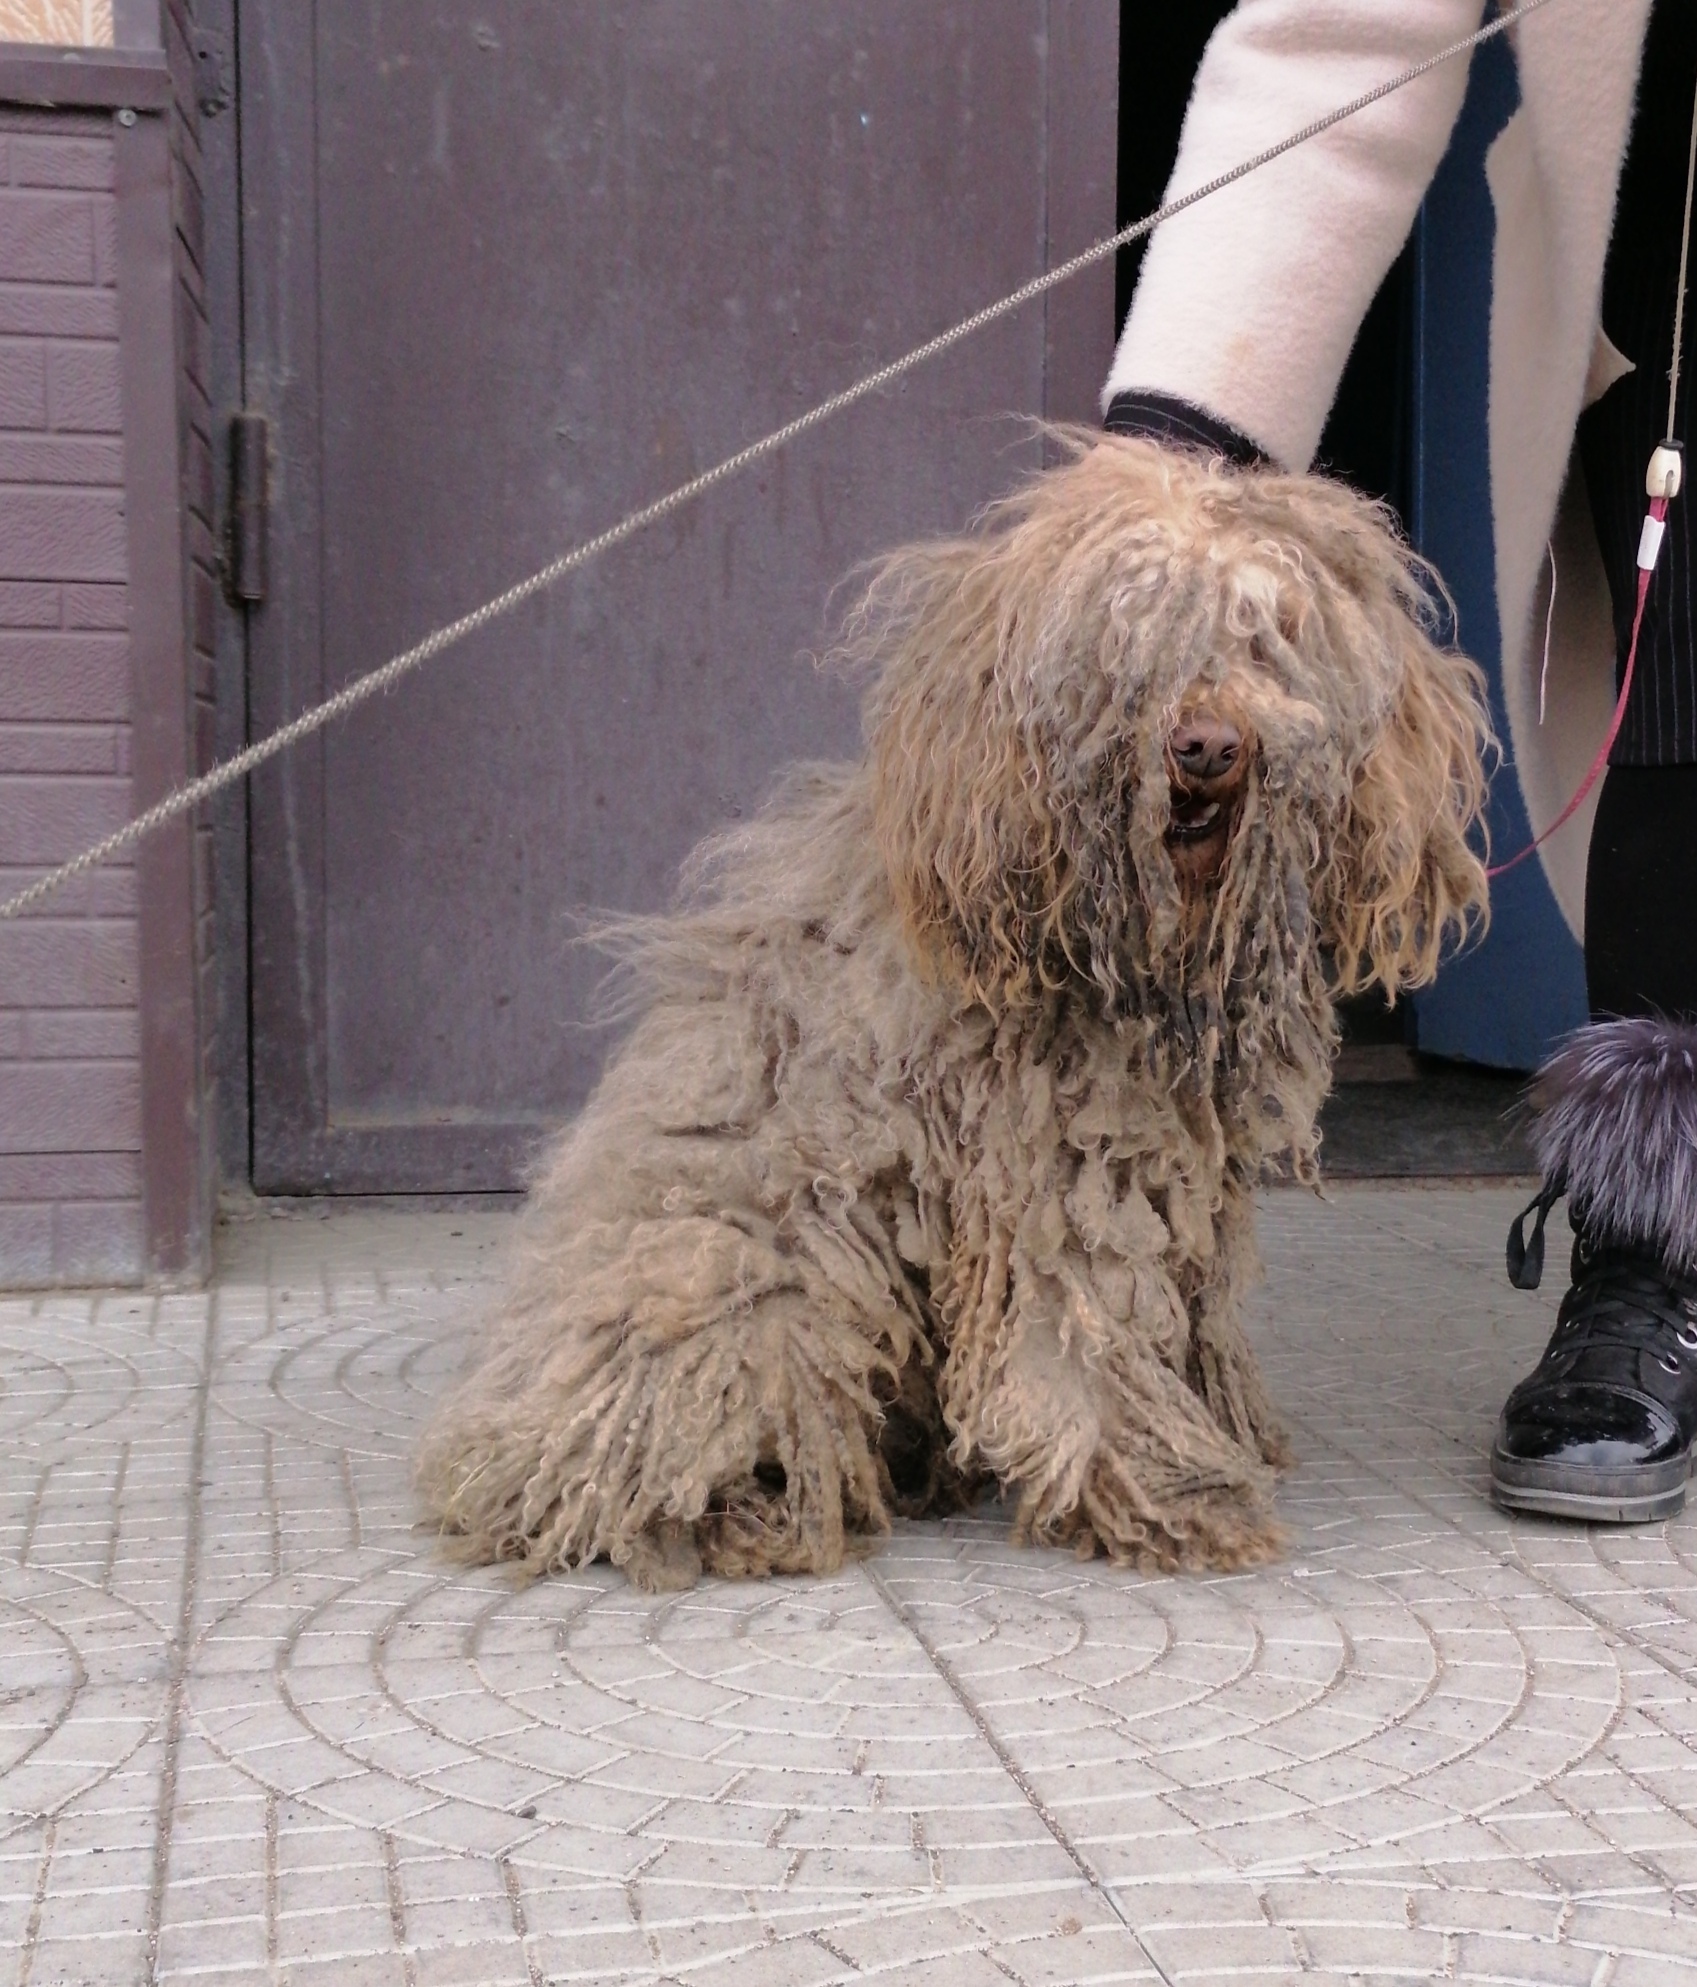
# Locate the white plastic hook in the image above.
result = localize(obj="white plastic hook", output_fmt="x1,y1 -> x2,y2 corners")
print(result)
1647,443 -> 1683,500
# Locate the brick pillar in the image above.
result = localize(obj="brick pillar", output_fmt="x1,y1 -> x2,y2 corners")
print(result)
0,103 -> 144,1282
0,37 -> 211,1286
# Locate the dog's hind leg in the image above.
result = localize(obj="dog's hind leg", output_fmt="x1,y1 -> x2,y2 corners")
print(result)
682,1265 -> 904,1583
419,1199 -> 920,1590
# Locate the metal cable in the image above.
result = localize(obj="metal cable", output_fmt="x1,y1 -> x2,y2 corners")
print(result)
1666,59 -> 1697,441
0,0 -> 1561,923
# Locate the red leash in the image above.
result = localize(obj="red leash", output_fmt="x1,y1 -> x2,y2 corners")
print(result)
1490,47 -> 1697,885
1486,491 -> 1668,880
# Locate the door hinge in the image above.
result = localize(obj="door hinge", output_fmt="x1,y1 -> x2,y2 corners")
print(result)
193,27 -> 232,119
226,411 -> 269,606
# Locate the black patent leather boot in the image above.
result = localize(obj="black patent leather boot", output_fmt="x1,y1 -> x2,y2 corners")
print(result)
1490,1018 -> 1697,1523
1493,1227 -> 1697,1520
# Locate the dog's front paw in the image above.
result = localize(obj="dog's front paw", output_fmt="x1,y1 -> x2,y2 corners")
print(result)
1066,1454 -> 1288,1573
691,1466 -> 886,1582
619,1520 -> 705,1593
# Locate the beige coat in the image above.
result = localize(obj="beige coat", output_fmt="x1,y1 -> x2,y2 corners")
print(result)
1106,0 -> 1654,938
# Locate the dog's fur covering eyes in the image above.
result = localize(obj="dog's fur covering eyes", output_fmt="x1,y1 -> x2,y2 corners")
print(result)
417,434 -> 1491,1590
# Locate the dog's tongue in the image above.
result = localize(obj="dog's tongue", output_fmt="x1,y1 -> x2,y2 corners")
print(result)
1167,793 -> 1222,840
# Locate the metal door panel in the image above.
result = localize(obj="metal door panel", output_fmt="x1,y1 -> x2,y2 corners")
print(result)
243,2 -> 1117,1190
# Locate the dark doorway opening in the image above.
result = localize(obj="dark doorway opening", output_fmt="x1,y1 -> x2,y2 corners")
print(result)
1116,9 -> 1528,1174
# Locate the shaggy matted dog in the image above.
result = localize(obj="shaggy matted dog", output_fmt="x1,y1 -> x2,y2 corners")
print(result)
418,435 -> 1491,1590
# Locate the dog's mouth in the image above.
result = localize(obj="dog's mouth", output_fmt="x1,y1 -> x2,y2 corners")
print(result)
1166,792 -> 1227,843
1163,712 -> 1253,884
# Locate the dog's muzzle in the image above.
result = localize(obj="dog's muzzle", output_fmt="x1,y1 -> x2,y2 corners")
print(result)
1165,714 -> 1252,885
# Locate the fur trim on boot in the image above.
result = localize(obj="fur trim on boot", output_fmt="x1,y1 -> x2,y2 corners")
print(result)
1527,1017 -> 1697,1273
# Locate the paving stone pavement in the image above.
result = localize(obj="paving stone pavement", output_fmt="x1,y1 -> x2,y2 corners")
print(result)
3,1185 -> 1697,1986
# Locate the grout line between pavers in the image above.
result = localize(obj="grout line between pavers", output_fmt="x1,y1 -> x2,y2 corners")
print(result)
499,1852 -> 547,1987
264,1789 -> 279,1974
1340,1184 -> 1525,1287
863,1558 -> 1179,1987
1265,1195 -> 1697,1908
142,1289 -> 218,1987
1291,1197 -> 1697,1690
17,1815 -> 55,1987
381,1829 -> 420,1987
1273,1404 -> 1697,1909
102,1438 -> 131,1588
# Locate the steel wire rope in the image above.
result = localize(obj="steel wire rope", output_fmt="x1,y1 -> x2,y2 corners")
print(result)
1667,55 -> 1697,444
0,0 -> 1562,923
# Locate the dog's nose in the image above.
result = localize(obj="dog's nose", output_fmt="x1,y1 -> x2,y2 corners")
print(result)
1169,716 -> 1242,784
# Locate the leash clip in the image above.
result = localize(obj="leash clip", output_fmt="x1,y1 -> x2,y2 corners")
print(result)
1647,442 -> 1684,501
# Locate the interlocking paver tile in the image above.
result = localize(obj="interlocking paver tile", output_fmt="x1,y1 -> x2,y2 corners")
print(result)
4,1189 -> 1697,1981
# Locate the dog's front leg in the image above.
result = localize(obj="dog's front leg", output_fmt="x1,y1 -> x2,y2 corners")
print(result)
937,1206 -> 1284,1571
1186,1182 -> 1290,1469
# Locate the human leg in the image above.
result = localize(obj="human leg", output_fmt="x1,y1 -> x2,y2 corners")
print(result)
1490,767 -> 1697,1521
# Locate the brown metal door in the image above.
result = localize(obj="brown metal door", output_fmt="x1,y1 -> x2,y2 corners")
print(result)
241,2 -> 1117,1193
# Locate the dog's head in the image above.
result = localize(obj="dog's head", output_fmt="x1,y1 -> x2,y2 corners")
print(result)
863,432 -> 1492,1039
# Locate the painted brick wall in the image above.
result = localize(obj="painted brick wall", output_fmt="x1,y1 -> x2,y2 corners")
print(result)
0,106 -> 142,1282
163,0 -> 218,1222
0,1 -> 114,43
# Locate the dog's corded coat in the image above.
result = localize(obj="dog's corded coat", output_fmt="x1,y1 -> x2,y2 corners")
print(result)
417,438 -> 1491,1590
